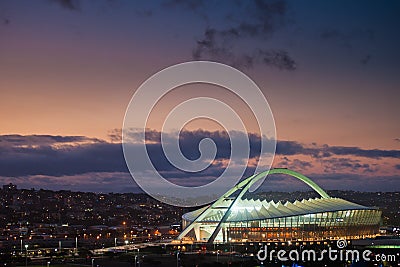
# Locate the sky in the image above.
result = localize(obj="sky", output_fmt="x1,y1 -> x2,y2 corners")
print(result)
0,0 -> 399,194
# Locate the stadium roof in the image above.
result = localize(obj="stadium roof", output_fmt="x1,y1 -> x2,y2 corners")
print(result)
183,197 -> 374,223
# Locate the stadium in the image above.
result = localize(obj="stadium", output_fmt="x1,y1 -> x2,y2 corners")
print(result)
177,169 -> 382,243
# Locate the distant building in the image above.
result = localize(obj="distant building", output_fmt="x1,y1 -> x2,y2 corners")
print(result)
178,169 -> 382,243
2,183 -> 17,191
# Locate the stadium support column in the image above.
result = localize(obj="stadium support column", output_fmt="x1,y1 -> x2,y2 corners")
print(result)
194,225 -> 200,241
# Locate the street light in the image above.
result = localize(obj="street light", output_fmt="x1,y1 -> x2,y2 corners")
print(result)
47,261 -> 50,267
137,248 -> 140,267
91,258 -> 94,267
24,244 -> 28,267
125,240 -> 129,253
176,251 -> 180,267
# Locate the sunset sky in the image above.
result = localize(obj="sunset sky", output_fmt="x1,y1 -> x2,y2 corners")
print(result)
0,0 -> 399,193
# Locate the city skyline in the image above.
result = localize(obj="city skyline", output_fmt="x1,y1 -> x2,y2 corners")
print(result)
0,0 -> 399,193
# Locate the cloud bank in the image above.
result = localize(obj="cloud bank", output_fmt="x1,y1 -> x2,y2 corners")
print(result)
0,131 -> 398,193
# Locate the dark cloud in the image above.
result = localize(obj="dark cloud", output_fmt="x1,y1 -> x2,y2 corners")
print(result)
0,142 -> 127,177
47,0 -> 122,12
395,138 -> 400,142
192,30 -> 296,70
49,0 -> 80,11
319,158 -> 375,173
167,0 -> 296,70
177,129 -> 232,160
276,140 -> 305,155
229,0 -> 288,38
258,49 -> 296,70
3,18 -> 10,25
276,140 -> 400,159
326,146 -> 400,159
0,132 -> 231,178
0,134 -> 103,148
108,129 -> 122,143
0,135 -> 118,177
276,157 -> 313,171
0,132 -> 398,178
396,164 -> 400,170
124,128 -> 264,160
360,54 -> 372,65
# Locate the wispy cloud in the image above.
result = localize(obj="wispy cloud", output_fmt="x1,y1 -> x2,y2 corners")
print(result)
319,27 -> 375,64
360,54 -> 372,65
192,28 -> 296,70
319,28 -> 375,47
319,157 -> 375,173
48,0 -> 81,11
276,157 -> 313,170
167,0 -> 296,70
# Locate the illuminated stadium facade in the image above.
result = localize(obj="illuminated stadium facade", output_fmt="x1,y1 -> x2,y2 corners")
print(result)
177,169 -> 382,243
